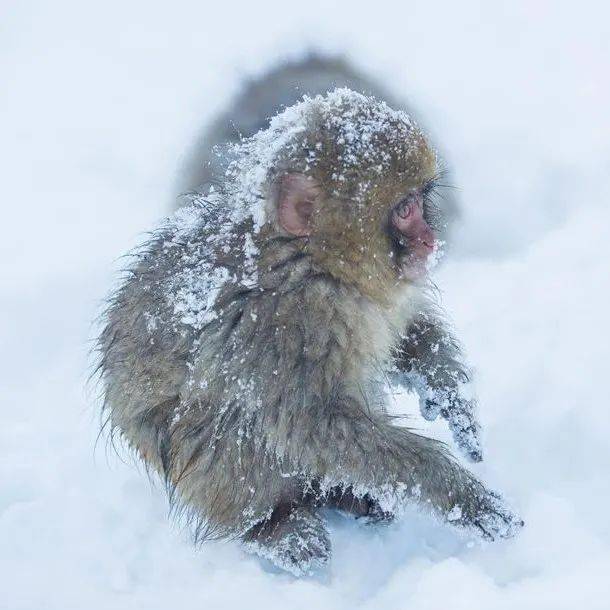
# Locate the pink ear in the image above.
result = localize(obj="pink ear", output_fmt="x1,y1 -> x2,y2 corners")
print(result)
277,174 -> 320,237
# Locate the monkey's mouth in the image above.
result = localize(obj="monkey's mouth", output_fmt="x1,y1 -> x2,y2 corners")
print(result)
392,234 -> 439,280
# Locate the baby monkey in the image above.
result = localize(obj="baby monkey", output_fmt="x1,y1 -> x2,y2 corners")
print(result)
98,89 -> 522,576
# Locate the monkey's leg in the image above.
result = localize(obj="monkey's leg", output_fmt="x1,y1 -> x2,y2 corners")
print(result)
242,504 -> 331,576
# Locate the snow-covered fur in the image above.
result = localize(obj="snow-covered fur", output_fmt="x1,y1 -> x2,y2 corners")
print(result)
174,54 -> 460,242
98,90 -> 522,576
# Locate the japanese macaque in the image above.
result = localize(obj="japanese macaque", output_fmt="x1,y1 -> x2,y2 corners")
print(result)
98,89 -> 522,576
174,54 -> 460,243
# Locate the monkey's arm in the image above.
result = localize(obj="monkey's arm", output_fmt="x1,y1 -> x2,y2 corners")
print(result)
293,399 -> 520,540
391,311 -> 483,462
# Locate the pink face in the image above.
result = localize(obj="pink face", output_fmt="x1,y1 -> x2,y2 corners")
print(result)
391,190 -> 437,280
276,173 -> 440,282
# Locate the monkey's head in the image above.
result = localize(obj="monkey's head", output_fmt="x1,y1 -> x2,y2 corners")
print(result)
228,89 -> 443,301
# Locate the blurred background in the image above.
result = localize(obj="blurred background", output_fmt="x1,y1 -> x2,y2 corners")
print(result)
1,2 -> 609,609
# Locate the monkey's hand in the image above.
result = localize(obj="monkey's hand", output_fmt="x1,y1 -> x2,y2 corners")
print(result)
448,488 -> 524,542
393,311 -> 485,463
420,386 -> 483,463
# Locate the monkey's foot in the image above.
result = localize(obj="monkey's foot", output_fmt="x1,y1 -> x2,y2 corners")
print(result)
449,489 -> 524,541
363,502 -> 395,525
326,487 -> 394,524
243,507 -> 331,576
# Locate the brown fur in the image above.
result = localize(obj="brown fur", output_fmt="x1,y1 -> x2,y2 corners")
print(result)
97,90 -> 521,576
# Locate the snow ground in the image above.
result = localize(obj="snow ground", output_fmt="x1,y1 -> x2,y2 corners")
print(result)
2,1 -> 610,608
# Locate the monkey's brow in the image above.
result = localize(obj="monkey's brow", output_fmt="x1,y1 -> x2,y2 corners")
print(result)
423,175 -> 443,190
429,166 -> 456,189
422,174 -> 459,200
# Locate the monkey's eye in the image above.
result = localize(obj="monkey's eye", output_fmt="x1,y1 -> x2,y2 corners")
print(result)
396,198 -> 414,219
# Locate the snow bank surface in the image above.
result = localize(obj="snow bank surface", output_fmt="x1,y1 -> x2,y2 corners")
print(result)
2,1 -> 610,608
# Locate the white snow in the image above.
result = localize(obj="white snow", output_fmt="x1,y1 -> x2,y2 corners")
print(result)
225,87 -> 424,231
2,1 -> 610,609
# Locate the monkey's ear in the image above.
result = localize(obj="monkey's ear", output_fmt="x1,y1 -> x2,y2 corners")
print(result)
277,173 -> 320,237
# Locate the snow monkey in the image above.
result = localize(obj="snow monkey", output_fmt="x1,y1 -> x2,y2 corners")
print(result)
98,89 -> 522,576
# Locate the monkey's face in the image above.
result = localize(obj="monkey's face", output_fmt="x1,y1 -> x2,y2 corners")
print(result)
388,180 -> 441,281
274,159 -> 441,300
264,92 -> 442,299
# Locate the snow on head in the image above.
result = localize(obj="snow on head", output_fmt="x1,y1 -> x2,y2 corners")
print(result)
160,89 -> 435,332
225,87 -> 435,229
